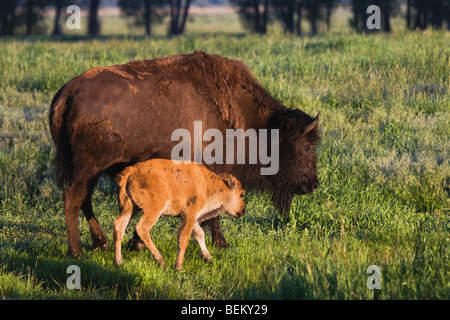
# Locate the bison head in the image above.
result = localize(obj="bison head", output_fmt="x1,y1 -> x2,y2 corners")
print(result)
268,109 -> 320,215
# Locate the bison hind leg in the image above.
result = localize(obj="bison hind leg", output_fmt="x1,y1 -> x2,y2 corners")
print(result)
81,175 -> 109,251
71,119 -> 129,252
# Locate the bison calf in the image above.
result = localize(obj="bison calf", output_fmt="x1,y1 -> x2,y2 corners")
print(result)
114,159 -> 245,270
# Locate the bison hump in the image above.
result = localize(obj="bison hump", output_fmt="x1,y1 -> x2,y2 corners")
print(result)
125,51 -> 265,129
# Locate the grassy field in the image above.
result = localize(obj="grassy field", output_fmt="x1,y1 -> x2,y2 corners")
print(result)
0,15 -> 449,299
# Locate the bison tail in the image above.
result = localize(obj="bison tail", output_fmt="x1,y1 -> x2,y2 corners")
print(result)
49,84 -> 73,189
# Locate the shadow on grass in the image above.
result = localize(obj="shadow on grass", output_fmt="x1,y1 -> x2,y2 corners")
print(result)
0,250 -> 139,299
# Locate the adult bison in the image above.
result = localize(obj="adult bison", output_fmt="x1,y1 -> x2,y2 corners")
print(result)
49,50 -> 320,258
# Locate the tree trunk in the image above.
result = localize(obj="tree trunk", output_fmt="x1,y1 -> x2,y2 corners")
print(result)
252,0 -> 260,33
144,0 -> 151,36
170,0 -> 181,35
281,0 -> 295,33
169,0 -> 175,34
26,0 -> 33,35
406,0 -> 411,29
447,7 -> 450,30
310,0 -> 317,35
383,3 -> 391,32
88,0 -> 100,35
430,1 -> 443,29
179,0 -> 191,34
325,0 -> 332,32
350,0 -> 358,30
295,1 -> 302,35
413,5 -> 421,29
421,5 -> 427,30
289,0 -> 295,33
261,0 -> 268,34
363,0 -> 371,33
52,0 -> 62,35
1,0 -> 17,35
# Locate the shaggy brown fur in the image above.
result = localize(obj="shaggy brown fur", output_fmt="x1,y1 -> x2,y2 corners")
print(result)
114,159 -> 245,270
49,51 -> 320,257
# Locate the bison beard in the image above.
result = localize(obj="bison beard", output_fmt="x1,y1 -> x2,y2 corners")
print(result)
272,189 -> 296,216
49,50 -> 320,257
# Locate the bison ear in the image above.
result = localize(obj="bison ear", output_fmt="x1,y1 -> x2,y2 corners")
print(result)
303,112 -> 320,136
277,116 -> 300,141
270,110 -> 317,141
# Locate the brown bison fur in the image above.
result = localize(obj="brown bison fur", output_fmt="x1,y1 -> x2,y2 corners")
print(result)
113,159 -> 245,270
49,50 -> 320,257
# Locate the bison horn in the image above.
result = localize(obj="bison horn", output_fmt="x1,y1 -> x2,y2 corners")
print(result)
303,112 -> 320,135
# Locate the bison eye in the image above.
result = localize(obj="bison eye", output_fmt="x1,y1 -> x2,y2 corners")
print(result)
305,146 -> 311,152
240,193 -> 244,198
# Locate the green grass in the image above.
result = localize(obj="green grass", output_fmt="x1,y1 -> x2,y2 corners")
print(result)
0,20 -> 449,299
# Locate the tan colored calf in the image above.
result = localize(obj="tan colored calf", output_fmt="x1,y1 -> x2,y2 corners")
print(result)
114,159 -> 245,270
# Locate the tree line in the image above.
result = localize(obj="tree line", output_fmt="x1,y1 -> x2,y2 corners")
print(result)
1,0 -> 449,36
235,0 -> 450,35
0,0 -> 194,35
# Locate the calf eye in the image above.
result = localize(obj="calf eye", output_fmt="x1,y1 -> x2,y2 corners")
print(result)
240,193 -> 244,198
305,146 -> 311,152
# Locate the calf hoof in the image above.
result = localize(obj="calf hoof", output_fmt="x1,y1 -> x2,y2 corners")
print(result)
115,258 -> 123,267
175,264 -> 183,271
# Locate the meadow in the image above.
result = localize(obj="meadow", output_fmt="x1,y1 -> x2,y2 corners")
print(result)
0,14 -> 449,300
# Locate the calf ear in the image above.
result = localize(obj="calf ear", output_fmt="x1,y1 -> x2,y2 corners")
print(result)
303,112 -> 320,135
222,175 -> 236,190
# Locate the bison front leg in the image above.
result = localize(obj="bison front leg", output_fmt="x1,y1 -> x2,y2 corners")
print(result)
127,230 -> 146,251
202,216 -> 229,249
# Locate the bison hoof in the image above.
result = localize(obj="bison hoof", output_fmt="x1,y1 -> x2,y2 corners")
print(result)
68,250 -> 84,259
212,239 -> 230,249
93,242 -> 109,252
92,238 -> 109,251
127,238 -> 145,251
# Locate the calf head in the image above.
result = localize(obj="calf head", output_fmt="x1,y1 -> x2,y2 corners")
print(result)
220,174 -> 245,218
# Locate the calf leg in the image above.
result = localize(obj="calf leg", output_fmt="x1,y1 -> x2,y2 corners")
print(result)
192,222 -> 211,262
135,204 -> 167,268
176,216 -> 196,270
114,192 -> 135,266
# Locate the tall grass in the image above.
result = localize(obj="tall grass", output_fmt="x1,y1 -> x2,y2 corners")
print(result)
0,28 -> 449,299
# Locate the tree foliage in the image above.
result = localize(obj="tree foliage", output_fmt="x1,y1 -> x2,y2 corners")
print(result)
118,0 -> 167,36
1,0 -> 449,36
232,0 -> 340,35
